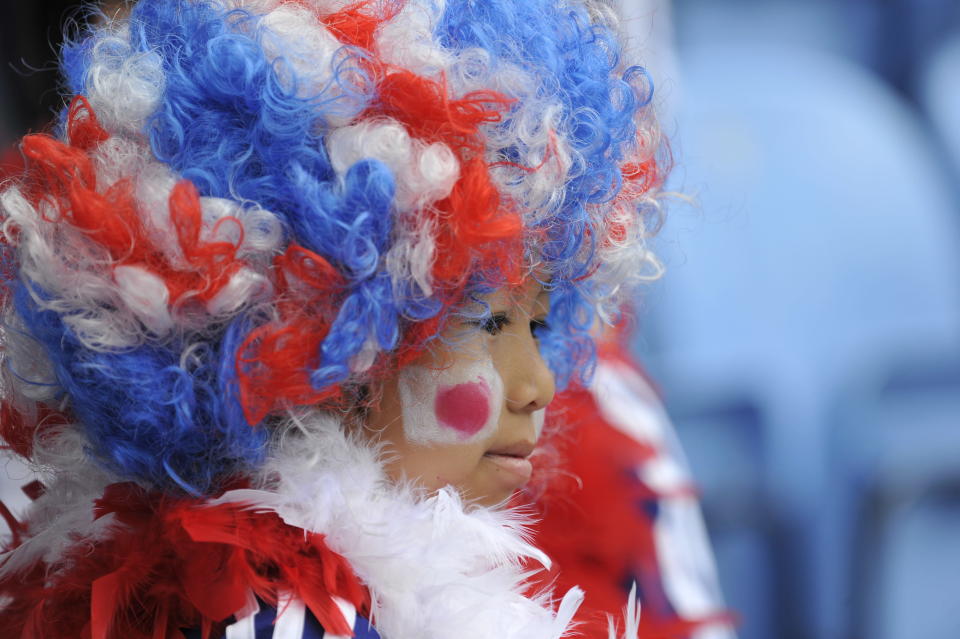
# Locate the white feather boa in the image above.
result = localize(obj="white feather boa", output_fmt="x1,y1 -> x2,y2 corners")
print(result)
214,410 -> 586,639
2,411 -> 642,638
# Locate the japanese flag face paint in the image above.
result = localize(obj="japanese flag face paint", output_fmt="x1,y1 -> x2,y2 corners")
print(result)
398,356 -> 504,446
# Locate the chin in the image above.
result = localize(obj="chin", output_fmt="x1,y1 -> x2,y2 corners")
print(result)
467,490 -> 512,509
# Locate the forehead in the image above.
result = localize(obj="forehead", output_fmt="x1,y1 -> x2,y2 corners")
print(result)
483,276 -> 549,309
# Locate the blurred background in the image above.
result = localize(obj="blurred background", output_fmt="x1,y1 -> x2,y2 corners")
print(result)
621,1 -> 960,639
1,1 -> 958,638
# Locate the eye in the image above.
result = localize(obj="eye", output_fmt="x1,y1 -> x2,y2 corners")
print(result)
479,313 -> 510,335
530,317 -> 549,339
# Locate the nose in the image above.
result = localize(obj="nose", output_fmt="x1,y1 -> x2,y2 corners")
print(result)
501,328 -> 556,413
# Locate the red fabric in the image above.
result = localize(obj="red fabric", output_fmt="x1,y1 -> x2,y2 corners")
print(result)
530,385 -> 659,637
528,375 -> 731,639
0,483 -> 368,639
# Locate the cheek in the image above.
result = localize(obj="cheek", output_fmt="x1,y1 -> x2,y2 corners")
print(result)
434,380 -> 491,438
398,359 -> 503,446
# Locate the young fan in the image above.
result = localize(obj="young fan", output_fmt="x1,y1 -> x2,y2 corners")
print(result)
0,1 -> 667,637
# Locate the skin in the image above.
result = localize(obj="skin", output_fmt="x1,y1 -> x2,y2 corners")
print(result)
363,278 -> 555,507
396,357 -> 505,446
99,1 -> 132,20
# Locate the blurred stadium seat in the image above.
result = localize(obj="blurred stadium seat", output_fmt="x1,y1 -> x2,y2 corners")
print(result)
635,25 -> 960,639
833,357 -> 960,639
660,394 -> 771,639
919,30 -> 960,187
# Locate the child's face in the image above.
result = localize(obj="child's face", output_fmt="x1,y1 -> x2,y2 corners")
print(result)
365,279 -> 554,507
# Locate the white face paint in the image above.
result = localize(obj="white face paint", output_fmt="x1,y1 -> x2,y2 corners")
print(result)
532,407 -> 546,440
397,355 -> 504,446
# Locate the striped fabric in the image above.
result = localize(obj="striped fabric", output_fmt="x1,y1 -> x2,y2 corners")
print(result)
183,597 -> 380,639
532,346 -> 735,638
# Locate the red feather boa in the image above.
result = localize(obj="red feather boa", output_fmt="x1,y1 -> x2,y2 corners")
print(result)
0,483 -> 368,639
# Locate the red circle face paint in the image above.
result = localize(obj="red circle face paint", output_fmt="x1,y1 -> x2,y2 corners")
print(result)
434,380 -> 491,438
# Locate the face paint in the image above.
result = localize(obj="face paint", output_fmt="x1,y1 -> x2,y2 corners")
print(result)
398,356 -> 504,446
434,379 -> 491,437
532,407 -> 545,440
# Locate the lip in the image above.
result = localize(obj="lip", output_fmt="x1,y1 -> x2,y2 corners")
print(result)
486,440 -> 536,458
483,453 -> 534,491
483,440 -> 536,492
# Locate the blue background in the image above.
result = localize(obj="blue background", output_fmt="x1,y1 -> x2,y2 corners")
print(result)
631,1 -> 960,638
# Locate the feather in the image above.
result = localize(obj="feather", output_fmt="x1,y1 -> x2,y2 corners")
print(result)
0,480 -> 366,638
244,410 -> 585,639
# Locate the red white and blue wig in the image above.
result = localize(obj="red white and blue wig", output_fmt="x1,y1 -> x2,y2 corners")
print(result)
0,0 -> 667,497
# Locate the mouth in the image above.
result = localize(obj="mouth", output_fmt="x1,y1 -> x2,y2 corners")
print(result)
485,440 -> 536,459
483,440 -> 535,491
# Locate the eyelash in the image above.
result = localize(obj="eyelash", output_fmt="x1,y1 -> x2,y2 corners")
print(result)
473,314 -> 549,338
530,317 -> 548,338
479,313 -> 510,335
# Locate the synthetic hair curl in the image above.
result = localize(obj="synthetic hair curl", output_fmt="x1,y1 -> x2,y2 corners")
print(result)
0,0 -> 668,494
